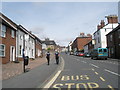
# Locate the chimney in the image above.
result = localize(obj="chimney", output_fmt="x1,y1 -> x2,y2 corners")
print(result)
97,24 -> 101,30
87,34 -> 92,37
100,20 -> 105,28
106,15 -> 118,24
80,32 -> 85,37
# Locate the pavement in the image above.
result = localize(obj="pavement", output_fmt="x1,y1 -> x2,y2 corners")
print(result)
2,52 -> 55,80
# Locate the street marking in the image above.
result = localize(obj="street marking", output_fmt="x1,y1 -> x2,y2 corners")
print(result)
76,83 -> 88,89
99,77 -> 105,81
61,75 -> 70,81
44,70 -> 61,88
87,82 -> 99,89
92,68 -> 95,71
81,61 -> 87,63
90,64 -> 99,68
104,69 -> 120,76
108,85 -> 115,90
95,72 -> 99,75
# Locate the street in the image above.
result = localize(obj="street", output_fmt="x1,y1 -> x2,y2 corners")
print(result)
2,53 -> 120,89
50,53 -> 120,89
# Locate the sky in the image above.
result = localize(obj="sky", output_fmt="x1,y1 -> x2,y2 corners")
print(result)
1,2 -> 118,46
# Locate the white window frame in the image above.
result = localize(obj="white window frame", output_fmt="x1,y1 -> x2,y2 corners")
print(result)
0,44 -> 5,57
1,24 -> 6,37
11,29 -> 15,38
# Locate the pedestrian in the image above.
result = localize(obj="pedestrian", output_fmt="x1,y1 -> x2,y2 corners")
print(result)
55,51 -> 59,64
46,51 -> 50,65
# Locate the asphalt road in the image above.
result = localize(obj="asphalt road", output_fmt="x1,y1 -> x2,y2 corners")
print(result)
50,53 -> 120,89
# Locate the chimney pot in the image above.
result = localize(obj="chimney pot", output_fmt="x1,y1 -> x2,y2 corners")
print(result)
107,15 -> 118,24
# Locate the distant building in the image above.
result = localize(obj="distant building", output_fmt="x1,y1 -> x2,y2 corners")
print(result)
0,13 -> 17,64
68,41 -> 72,52
93,15 -> 119,49
72,33 -> 92,52
106,24 -> 120,59
42,38 -> 56,50
84,40 -> 94,53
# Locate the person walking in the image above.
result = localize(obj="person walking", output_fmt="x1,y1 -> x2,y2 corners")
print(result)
46,51 -> 50,65
55,52 -> 59,64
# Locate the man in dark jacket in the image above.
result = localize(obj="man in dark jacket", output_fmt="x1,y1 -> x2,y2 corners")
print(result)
46,51 -> 50,65
55,52 -> 59,64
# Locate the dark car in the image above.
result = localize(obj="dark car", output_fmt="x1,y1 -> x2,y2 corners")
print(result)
84,52 -> 90,57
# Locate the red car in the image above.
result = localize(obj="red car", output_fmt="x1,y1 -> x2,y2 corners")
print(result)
78,53 -> 84,57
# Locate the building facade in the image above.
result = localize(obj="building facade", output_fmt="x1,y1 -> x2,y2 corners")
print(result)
94,15 -> 119,49
16,25 -> 35,60
0,13 -> 17,64
106,24 -> 120,59
35,36 -> 42,58
72,33 -> 92,52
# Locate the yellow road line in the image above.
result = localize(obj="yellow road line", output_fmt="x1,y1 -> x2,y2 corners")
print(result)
95,72 -> 99,75
99,77 -> 105,81
108,85 -> 114,90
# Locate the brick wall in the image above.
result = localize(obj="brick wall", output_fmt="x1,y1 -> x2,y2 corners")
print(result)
0,24 -> 16,64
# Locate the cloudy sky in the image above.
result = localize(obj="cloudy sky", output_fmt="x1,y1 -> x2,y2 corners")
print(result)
1,2 -> 118,46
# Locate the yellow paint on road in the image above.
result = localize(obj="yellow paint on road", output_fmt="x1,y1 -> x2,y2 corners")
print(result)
61,75 -> 70,81
71,75 -> 79,80
87,82 -> 99,89
108,85 -> 115,90
94,72 -> 99,75
76,83 -> 88,90
100,77 -> 105,81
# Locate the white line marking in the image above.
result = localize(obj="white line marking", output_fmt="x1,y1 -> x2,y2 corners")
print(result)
104,69 -> 120,77
90,64 -> 99,68
43,70 -> 61,88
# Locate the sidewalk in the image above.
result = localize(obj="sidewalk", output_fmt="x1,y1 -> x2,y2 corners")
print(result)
2,53 -> 55,80
2,55 -> 60,88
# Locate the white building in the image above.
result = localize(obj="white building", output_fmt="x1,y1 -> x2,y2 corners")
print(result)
94,15 -> 119,49
68,41 -> 72,52
16,25 -> 35,60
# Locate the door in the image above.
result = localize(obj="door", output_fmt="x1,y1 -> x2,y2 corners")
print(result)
10,46 -> 15,61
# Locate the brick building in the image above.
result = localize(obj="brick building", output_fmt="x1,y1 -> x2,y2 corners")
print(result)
35,36 -> 42,58
106,24 -> 120,59
72,33 -> 92,52
0,13 -> 17,64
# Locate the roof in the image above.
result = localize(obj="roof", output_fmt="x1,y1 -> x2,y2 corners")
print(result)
106,24 -> 120,36
1,13 -> 17,30
42,40 -> 56,45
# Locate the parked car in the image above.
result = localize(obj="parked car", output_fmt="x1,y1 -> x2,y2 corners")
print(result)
78,53 -> 84,57
84,52 -> 90,57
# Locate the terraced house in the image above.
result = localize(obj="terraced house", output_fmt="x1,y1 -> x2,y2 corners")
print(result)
0,13 -> 17,64
0,13 -> 42,64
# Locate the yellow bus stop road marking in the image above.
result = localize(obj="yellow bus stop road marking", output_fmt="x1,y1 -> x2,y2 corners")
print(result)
99,77 -> 105,81
108,85 -> 115,90
95,72 -> 99,75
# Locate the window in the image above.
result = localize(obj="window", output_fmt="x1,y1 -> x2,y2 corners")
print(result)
0,44 -> 5,57
99,49 -> 102,52
98,37 -> 100,43
103,49 -> 107,52
110,35 -> 113,41
11,29 -> 15,38
19,45 -> 22,55
0,24 -> 6,37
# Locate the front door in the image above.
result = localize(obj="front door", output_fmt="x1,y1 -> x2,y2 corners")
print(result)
10,46 -> 15,61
